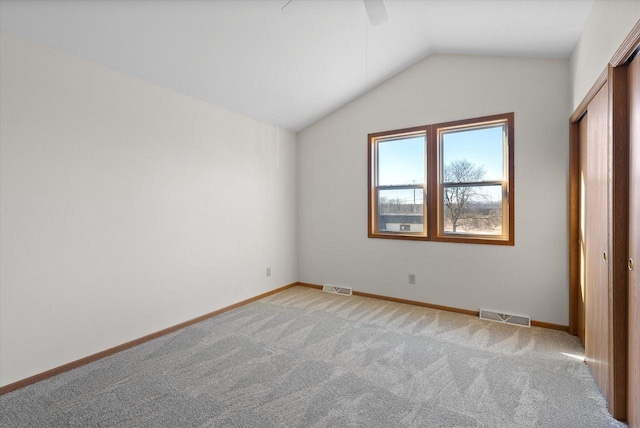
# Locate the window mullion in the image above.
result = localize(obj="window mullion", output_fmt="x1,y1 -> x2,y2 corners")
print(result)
441,180 -> 504,187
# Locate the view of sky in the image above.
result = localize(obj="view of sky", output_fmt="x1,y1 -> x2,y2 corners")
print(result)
442,125 -> 505,181
377,124 -> 505,187
377,135 -> 425,186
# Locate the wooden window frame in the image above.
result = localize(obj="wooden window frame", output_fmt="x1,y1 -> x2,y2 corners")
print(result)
368,126 -> 429,241
368,113 -> 514,246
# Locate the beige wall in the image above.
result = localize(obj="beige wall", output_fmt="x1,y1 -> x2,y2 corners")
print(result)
0,32 -> 298,387
3,2 -> 636,389
570,1 -> 640,110
297,54 -> 571,326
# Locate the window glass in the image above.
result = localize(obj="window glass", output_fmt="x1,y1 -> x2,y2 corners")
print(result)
378,135 -> 425,186
442,184 -> 503,235
378,188 -> 424,233
441,125 -> 505,182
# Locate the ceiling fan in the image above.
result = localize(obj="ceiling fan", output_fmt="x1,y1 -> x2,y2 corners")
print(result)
281,0 -> 388,26
363,0 -> 388,26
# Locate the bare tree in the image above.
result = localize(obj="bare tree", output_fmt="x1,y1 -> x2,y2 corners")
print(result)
443,159 -> 488,232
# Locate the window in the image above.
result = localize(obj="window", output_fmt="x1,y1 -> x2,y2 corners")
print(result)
368,113 -> 514,245
369,127 -> 427,238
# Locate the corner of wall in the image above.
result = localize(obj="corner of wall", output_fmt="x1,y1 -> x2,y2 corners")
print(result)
570,1 -> 640,110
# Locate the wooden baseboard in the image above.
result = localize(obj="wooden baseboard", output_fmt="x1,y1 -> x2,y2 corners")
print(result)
295,282 -> 569,332
354,289 -> 479,316
296,282 -> 322,290
1,280 -> 570,395
0,282 -> 298,395
529,320 -> 569,332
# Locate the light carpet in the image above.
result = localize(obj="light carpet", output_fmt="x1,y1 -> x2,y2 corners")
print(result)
0,286 -> 626,427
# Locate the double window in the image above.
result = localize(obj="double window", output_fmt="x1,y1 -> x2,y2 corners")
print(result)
368,113 -> 514,245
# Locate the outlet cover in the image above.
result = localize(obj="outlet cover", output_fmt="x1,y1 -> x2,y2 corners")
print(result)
266,268 -> 271,277
408,274 -> 416,284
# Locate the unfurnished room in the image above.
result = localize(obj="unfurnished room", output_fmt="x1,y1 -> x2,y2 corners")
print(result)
0,1 -> 639,427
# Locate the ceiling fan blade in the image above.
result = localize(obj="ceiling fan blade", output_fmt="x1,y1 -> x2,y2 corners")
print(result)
363,0 -> 388,26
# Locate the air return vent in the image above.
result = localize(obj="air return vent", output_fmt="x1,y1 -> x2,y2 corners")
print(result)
480,309 -> 530,327
322,284 -> 352,296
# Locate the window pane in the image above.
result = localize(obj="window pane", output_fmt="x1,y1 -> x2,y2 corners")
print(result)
378,188 -> 424,233
442,185 -> 503,235
378,135 -> 425,186
442,125 -> 505,182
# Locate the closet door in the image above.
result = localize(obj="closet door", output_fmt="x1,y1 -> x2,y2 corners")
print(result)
583,83 -> 610,400
577,117 -> 587,344
628,51 -> 639,428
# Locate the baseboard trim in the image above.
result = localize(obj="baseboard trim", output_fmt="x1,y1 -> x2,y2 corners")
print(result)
0,282 -> 298,395
296,282 -> 569,332
1,280 -> 569,395
529,320 -> 569,332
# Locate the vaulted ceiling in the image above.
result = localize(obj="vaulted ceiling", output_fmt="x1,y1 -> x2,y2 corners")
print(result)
0,0 -> 594,131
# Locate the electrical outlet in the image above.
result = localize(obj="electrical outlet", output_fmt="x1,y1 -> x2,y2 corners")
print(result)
408,274 -> 416,284
266,267 -> 271,277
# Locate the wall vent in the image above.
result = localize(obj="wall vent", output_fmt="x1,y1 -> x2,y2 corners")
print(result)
479,309 -> 530,327
322,284 -> 352,296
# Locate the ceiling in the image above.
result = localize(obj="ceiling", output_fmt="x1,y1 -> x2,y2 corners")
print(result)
0,0 -> 594,132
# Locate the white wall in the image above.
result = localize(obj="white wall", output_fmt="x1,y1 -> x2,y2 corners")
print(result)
570,1 -> 640,110
0,32 -> 297,387
298,54 -> 571,326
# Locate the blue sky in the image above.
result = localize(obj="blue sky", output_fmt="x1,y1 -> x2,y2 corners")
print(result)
442,125 -> 504,181
378,135 -> 425,186
377,124 -> 505,187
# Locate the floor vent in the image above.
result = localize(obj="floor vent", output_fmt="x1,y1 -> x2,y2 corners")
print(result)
322,284 -> 353,296
480,309 -> 530,327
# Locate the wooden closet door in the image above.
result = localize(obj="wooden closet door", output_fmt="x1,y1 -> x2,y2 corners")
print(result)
584,83 -> 610,400
628,52 -> 639,428
577,117 -> 587,344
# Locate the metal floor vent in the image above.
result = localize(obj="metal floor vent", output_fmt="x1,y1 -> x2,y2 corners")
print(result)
480,309 -> 531,327
322,284 -> 352,296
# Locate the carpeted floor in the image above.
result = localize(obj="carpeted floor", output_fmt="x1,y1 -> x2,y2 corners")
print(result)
0,286 -> 627,427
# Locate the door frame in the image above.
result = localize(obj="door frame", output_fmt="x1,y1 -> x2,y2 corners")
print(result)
568,21 -> 640,421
